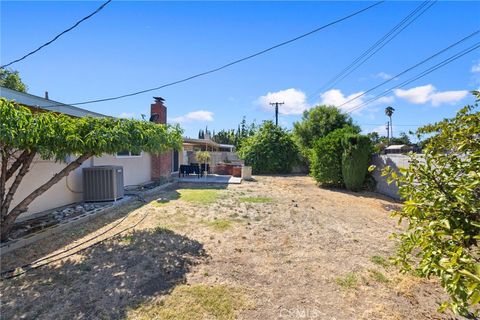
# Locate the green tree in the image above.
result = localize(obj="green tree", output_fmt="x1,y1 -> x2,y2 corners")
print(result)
385,106 -> 395,142
341,134 -> 372,191
212,117 -> 258,148
239,121 -> 298,174
366,132 -> 381,145
0,99 -> 183,241
293,105 -> 359,159
0,68 -> 27,92
309,126 -> 358,187
391,131 -> 411,145
383,92 -> 480,316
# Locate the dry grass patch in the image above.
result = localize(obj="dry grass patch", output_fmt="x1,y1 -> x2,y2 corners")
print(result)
239,196 -> 273,203
127,284 -> 252,320
370,255 -> 390,268
369,269 -> 390,284
204,219 -> 233,232
336,272 -> 358,289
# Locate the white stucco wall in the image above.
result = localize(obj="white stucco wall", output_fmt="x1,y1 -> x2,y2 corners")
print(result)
7,152 -> 152,220
93,153 -> 151,187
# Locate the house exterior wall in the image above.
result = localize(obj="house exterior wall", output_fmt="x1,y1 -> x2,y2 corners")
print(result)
8,152 -> 152,220
8,156 -> 87,220
93,153 -> 151,187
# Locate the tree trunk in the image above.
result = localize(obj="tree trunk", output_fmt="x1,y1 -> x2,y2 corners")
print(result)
390,116 -> 393,139
0,150 -> 8,209
6,149 -> 32,181
0,152 -> 92,242
0,151 -> 35,217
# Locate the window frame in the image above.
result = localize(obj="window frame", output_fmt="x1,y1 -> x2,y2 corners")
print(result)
115,150 -> 143,158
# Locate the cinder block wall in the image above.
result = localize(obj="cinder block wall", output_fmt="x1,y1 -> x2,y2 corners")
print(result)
371,154 -> 423,200
371,155 -> 401,200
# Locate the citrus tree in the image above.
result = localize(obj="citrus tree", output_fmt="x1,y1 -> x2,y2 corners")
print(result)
383,92 -> 480,316
0,99 -> 182,241
239,121 -> 298,174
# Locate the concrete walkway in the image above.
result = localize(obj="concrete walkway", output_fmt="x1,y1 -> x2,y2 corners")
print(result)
175,174 -> 242,184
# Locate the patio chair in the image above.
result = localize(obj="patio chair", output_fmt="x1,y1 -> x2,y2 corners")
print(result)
191,164 -> 201,178
179,165 -> 189,177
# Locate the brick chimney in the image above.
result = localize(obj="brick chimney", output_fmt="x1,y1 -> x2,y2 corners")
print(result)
150,97 -> 172,180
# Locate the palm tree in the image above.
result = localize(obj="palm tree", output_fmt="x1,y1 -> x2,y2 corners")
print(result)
385,106 -> 395,144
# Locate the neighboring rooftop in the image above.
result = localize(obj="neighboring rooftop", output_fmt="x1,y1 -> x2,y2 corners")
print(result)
0,86 -> 107,118
385,144 -> 408,150
183,138 -> 235,151
183,137 -> 221,148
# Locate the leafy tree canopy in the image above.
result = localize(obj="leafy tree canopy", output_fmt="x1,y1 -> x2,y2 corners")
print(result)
0,99 -> 183,241
211,116 -> 258,148
383,91 -> 480,316
239,121 -> 298,174
293,105 -> 359,157
0,68 -> 27,93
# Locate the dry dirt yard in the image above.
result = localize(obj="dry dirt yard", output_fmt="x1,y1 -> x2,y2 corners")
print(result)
0,175 -> 457,319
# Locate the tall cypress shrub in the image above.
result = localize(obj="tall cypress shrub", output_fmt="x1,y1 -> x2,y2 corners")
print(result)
341,134 -> 372,191
309,126 -> 358,187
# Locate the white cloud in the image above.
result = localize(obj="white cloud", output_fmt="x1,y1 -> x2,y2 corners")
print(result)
375,96 -> 395,104
375,72 -> 393,80
363,125 -> 389,135
256,88 -> 309,115
430,90 -> 469,106
317,89 -> 395,113
394,84 -> 434,104
320,89 -> 366,112
472,61 -> 480,73
394,84 -> 468,106
119,112 -> 136,118
363,124 -> 400,137
170,110 -> 214,123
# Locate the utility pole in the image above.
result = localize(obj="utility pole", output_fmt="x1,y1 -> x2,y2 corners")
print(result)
386,122 -> 390,145
270,102 -> 284,126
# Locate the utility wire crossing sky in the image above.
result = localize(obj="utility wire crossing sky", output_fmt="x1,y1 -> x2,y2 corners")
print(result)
1,1 -> 479,138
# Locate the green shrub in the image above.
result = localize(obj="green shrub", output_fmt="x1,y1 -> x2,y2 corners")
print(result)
383,92 -> 480,317
341,134 -> 372,191
293,105 -> 359,160
309,126 -> 358,187
239,121 -> 298,174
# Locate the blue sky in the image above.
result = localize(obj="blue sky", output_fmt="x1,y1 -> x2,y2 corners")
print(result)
2,1 -> 479,139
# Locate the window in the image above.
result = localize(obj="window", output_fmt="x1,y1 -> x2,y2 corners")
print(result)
116,150 -> 142,158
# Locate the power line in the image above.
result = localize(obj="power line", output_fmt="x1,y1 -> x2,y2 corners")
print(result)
308,0 -> 435,100
40,1 -> 384,108
1,0 -> 112,69
345,41 -> 480,113
360,123 -> 423,127
335,29 -> 480,110
320,0 -> 436,92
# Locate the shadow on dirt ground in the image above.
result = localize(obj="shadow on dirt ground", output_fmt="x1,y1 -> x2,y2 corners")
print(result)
0,228 -> 207,319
